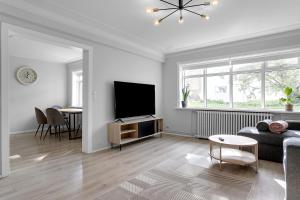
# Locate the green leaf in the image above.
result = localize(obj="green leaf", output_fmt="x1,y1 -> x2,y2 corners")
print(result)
284,87 -> 293,96
182,87 -> 190,101
279,98 -> 287,104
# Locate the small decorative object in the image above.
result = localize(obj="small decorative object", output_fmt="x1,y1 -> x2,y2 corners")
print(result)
16,66 -> 38,85
279,86 -> 300,111
181,87 -> 190,108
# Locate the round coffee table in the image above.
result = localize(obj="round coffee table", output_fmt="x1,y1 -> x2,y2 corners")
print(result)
208,135 -> 258,172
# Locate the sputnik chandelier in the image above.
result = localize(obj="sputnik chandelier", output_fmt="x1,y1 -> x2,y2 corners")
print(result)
146,0 -> 219,25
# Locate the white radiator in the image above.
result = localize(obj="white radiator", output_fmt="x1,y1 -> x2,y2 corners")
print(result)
196,110 -> 273,138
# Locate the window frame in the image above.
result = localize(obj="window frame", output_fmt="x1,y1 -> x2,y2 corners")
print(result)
179,51 -> 300,111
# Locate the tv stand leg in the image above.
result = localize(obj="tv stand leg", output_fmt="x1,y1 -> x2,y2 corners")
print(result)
115,118 -> 124,123
119,144 -> 122,151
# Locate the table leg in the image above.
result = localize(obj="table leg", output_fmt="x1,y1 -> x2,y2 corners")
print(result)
68,114 -> 71,140
219,144 -> 222,170
73,113 -> 76,136
254,143 -> 258,173
209,141 -> 212,162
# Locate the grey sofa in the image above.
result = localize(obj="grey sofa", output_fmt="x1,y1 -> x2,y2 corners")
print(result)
283,138 -> 300,200
238,121 -> 300,200
238,120 -> 300,162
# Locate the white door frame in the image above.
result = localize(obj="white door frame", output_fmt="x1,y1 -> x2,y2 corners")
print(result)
0,22 -> 94,177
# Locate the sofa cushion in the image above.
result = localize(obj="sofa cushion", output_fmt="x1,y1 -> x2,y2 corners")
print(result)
238,127 -> 284,146
238,127 -> 300,146
282,130 -> 300,138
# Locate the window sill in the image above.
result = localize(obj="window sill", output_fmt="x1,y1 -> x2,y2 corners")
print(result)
175,107 -> 300,114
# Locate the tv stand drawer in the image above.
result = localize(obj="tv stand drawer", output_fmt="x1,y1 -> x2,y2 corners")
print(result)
138,121 -> 155,138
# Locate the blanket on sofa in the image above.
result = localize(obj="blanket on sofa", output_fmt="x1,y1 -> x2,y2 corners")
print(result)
269,120 -> 288,134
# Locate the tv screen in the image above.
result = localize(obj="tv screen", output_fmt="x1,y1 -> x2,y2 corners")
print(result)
114,81 -> 155,119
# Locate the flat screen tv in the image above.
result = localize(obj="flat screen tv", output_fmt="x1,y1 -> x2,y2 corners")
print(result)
114,81 -> 155,119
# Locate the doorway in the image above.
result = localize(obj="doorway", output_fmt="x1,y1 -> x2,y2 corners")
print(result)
1,23 -> 94,177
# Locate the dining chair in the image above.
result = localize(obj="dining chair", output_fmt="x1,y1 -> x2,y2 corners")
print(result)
52,105 -> 68,121
34,107 -> 48,140
43,108 -> 69,141
51,105 -> 63,109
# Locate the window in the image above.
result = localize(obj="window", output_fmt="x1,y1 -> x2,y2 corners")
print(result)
207,75 -> 230,108
72,71 -> 83,107
233,73 -> 261,109
184,77 -> 205,108
180,52 -> 300,111
265,69 -> 300,110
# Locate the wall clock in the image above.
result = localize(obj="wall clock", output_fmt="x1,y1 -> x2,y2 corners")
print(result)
16,66 -> 38,85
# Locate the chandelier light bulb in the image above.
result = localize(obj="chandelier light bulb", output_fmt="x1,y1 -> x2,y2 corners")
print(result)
146,8 -> 154,13
201,15 -> 210,20
212,0 -> 219,6
154,19 -> 160,26
146,8 -> 159,13
178,16 -> 184,24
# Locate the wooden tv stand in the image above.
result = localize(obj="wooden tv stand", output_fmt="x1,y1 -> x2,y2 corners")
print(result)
108,117 -> 163,150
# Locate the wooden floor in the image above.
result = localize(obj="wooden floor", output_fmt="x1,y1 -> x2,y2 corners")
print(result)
0,132 -> 285,200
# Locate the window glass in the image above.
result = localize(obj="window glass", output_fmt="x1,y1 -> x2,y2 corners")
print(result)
232,62 -> 263,72
207,75 -> 230,108
184,77 -> 204,107
267,58 -> 299,68
206,65 -> 230,74
72,71 -> 83,107
184,68 -> 204,76
233,73 -> 261,109
265,69 -> 300,110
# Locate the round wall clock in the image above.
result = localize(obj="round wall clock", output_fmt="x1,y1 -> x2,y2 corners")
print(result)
16,66 -> 38,85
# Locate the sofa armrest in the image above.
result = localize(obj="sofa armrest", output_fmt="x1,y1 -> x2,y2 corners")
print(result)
283,137 -> 300,200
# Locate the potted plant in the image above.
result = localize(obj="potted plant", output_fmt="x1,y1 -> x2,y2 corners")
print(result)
181,87 -> 190,108
279,86 -> 300,111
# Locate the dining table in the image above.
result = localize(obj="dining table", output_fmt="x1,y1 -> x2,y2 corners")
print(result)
58,108 -> 82,140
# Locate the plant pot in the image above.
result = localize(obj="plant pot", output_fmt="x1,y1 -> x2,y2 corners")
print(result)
181,101 -> 187,108
285,104 -> 293,112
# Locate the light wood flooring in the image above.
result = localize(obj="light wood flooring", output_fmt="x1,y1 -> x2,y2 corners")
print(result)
0,132 -> 285,200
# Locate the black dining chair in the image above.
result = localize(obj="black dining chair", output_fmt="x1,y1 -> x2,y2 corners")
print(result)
34,107 -> 48,140
43,108 -> 70,141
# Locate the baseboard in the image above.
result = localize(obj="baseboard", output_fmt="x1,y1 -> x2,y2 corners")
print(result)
10,129 -> 36,135
163,131 -> 196,138
10,127 -> 60,135
90,146 -> 111,153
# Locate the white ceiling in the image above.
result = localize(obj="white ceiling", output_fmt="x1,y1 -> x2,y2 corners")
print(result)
2,0 -> 300,55
8,30 -> 83,63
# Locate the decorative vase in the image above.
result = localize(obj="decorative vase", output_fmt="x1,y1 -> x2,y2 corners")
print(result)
285,104 -> 293,112
181,101 -> 187,108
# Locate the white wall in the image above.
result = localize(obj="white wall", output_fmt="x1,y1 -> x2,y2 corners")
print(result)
9,56 -> 67,134
65,53 -> 163,151
92,45 -> 163,150
66,60 -> 82,106
163,29 -> 300,136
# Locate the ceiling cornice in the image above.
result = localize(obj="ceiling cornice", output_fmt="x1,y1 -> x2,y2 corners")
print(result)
166,28 -> 300,58
166,23 -> 300,55
0,0 -> 165,62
